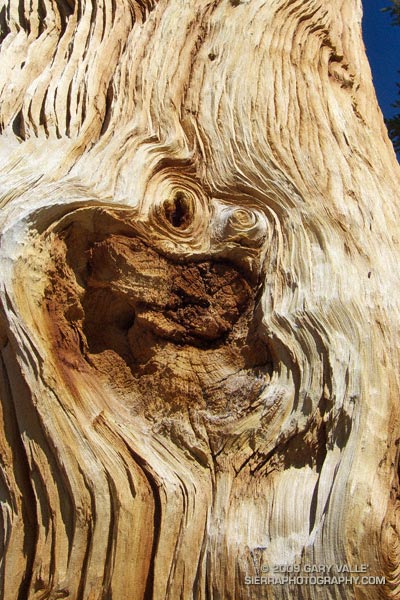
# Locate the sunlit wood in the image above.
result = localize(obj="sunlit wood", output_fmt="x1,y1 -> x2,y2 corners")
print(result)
0,1 -> 400,598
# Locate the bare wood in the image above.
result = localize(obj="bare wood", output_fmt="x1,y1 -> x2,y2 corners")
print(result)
0,1 -> 400,599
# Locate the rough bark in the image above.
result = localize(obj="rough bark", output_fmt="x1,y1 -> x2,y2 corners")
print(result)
0,1 -> 400,599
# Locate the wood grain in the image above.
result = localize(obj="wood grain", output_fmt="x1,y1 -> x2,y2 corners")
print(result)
0,1 -> 400,598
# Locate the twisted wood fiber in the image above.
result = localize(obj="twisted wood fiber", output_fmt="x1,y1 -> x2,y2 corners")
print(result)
0,0 -> 399,599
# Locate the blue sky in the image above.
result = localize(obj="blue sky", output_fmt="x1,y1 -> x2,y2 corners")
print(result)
362,0 -> 400,120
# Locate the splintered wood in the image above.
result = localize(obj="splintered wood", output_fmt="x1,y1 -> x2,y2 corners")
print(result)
0,1 -> 400,599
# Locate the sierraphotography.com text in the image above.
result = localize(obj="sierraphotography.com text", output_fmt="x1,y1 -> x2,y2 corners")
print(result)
244,564 -> 386,586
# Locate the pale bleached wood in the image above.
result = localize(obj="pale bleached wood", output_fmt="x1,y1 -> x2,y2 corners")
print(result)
0,1 -> 400,599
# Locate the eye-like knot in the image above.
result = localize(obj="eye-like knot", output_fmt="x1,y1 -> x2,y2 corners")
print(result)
162,190 -> 194,230
146,174 -> 210,252
219,206 -> 267,247
227,208 -> 257,231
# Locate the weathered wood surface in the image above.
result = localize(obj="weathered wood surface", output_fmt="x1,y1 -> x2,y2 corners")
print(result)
0,1 -> 400,598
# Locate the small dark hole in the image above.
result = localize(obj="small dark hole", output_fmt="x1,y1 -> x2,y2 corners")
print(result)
12,110 -> 26,140
208,52 -> 217,61
164,192 -> 191,228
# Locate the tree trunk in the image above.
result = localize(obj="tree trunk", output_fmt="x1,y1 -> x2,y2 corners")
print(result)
0,1 -> 399,598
